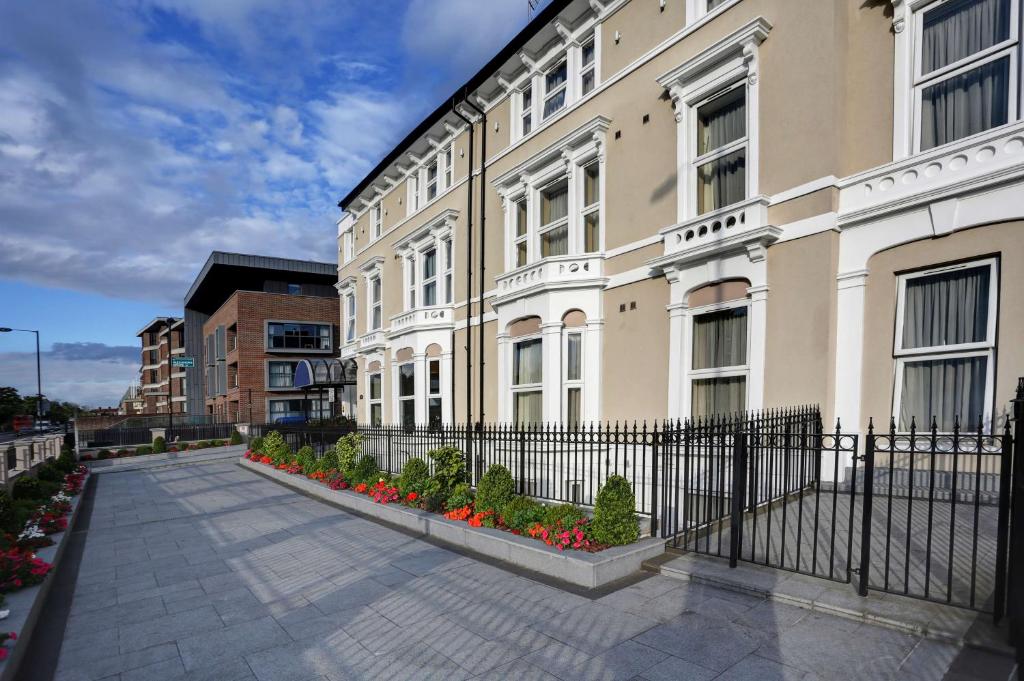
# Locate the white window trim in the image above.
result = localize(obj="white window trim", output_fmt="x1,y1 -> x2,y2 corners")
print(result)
420,245 -> 438,307
537,177 -> 571,258
893,0 -> 1023,159
443,237 -> 454,304
426,157 -> 439,202
579,159 -> 603,253
367,370 -> 383,425
686,0 -> 743,26
562,330 -> 584,424
691,84 -> 749,216
368,274 -> 382,332
579,36 -> 597,96
685,298 -> 751,417
658,19 -> 767,223
543,58 -> 569,121
373,202 -> 383,240
891,258 -> 999,431
405,254 -> 417,311
427,358 -> 443,426
511,335 -> 544,424
444,143 -> 454,190
394,209 -> 456,313
395,361 -> 416,426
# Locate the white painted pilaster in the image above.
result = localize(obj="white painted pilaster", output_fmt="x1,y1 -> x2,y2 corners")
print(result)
833,268 -> 870,433
541,322 -> 563,423
441,351 -> 453,424
584,320 -> 604,422
746,284 -> 769,411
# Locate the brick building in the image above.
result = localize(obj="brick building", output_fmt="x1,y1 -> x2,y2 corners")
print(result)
135,317 -> 187,414
182,252 -> 341,423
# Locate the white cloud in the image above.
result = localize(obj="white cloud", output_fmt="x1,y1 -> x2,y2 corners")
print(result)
0,350 -> 139,408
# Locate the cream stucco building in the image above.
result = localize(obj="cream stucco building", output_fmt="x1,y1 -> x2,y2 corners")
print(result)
335,0 -> 1024,434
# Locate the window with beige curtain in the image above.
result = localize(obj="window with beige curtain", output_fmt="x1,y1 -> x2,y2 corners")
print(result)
539,179 -> 569,257
690,306 -> 748,417
695,86 -> 746,215
513,338 -> 543,424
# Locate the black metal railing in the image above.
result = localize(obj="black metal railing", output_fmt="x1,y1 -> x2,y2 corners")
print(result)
79,423 -> 237,448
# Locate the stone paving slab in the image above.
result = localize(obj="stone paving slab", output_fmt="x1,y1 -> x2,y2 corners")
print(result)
50,461 -> 974,681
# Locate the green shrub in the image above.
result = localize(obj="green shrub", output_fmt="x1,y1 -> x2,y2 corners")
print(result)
152,436 -> 167,454
36,463 -> 63,483
229,430 -> 243,445
96,449 -> 112,460
446,482 -> 474,510
591,476 -> 639,546
55,450 -> 76,473
334,434 -> 361,478
296,446 -> 316,474
426,446 -> 466,500
117,449 -> 131,457
136,445 -> 153,456
398,458 -> 430,497
501,496 -> 545,532
262,432 -> 291,464
12,477 -> 43,501
542,503 -> 587,528
250,436 -> 264,453
351,454 -> 378,485
475,464 -> 515,514
0,491 -> 16,535
211,439 -> 224,447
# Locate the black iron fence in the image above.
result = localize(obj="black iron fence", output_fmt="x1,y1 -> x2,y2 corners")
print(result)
79,423 -> 237,448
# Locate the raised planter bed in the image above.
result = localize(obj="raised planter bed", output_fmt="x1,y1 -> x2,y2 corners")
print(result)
239,457 -> 664,589
0,472 -> 89,681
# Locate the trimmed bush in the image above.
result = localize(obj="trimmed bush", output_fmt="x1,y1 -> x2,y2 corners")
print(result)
351,454 -> 378,485
398,458 -> 430,497
500,496 -> 545,533
426,446 -> 466,501
334,434 -> 361,479
36,463 -> 63,483
0,491 -> 16,535
541,503 -> 587,529
591,475 -> 639,546
12,477 -> 43,501
55,450 -> 77,473
97,449 -> 112,460
296,446 -> 316,474
475,464 -> 515,514
152,436 -> 167,454
262,432 -> 291,464
250,436 -> 264,454
446,483 -> 474,510
229,430 -> 243,445
136,445 -> 153,455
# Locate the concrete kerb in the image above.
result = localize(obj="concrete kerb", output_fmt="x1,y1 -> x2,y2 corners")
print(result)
239,457 -> 665,590
0,473 -> 90,681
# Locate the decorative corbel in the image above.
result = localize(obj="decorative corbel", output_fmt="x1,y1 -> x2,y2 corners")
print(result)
444,121 -> 461,136
745,243 -> 768,263
425,136 -> 442,151
496,74 -> 513,95
891,0 -> 907,33
668,85 -> 685,123
553,18 -> 573,44
518,50 -> 537,72
588,0 -> 606,15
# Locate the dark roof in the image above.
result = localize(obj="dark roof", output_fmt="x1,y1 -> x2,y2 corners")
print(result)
338,0 -> 575,211
184,251 -> 338,315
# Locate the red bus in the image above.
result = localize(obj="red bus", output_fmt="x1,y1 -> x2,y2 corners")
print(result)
12,415 -> 34,433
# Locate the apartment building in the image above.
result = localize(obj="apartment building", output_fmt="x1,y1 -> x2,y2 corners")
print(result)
183,252 -> 341,423
117,384 -> 145,416
135,317 -> 187,414
336,0 -> 1024,432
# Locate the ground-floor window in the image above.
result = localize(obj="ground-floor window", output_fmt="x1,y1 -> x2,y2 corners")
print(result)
398,363 -> 415,429
689,304 -> 748,418
428,359 -> 442,428
368,373 -> 382,426
563,331 -> 583,425
268,398 -> 329,422
512,337 -> 543,424
893,258 -> 997,431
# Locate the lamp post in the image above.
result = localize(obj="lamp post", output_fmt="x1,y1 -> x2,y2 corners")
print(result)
0,327 -> 43,433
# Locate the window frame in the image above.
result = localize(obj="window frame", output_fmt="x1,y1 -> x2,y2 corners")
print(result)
444,144 -> 454,189
537,177 -> 570,258
910,0 -> 1020,153
580,37 -> 597,96
373,203 -> 382,240
513,197 -> 529,267
543,59 -> 568,120
266,322 -> 332,352
891,257 -> 999,430
368,371 -> 383,426
687,299 -> 751,418
691,83 -> 749,216
511,335 -> 544,424
344,292 -> 356,343
443,238 -> 454,304
369,274 -> 382,331
562,330 -> 584,425
426,157 -> 439,201
405,254 -> 417,311
267,360 -> 300,390
579,160 -> 601,253
420,246 -> 438,307
520,84 -> 534,137
397,362 -> 416,429
428,358 -> 442,428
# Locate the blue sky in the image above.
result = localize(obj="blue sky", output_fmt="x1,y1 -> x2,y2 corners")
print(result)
0,0 -> 549,406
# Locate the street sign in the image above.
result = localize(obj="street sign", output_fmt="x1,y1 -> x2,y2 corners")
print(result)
171,356 -> 195,368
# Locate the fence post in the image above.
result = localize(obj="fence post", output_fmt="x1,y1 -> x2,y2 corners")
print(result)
729,430 -> 747,568
386,428 -> 393,474
1005,378 -> 1023,655
858,420 -> 876,596
651,423 -> 659,538
517,428 -> 526,496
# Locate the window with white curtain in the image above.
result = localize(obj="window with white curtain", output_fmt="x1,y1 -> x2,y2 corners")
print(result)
444,144 -> 454,188
370,275 -> 382,331
406,255 -> 417,310
581,162 -> 600,253
521,86 -> 534,136
409,174 -> 420,213
690,305 -> 748,417
539,179 -> 569,257
580,39 -> 596,95
443,238 -> 453,304
894,259 -> 997,431
694,86 -> 747,215
915,0 -> 1018,151
513,199 -> 529,267
421,247 -> 437,306
512,337 -> 543,424
398,363 -> 415,429
428,359 -> 442,428
368,373 -> 382,426
543,60 -> 568,119
563,332 -> 583,425
345,293 -> 356,342
426,158 -> 438,201
373,203 -> 382,239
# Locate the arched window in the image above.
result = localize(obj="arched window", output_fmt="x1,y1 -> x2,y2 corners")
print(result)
687,280 -> 750,417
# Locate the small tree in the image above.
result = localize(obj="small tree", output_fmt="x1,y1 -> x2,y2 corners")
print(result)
334,433 -> 362,479
475,464 -> 515,514
398,458 -> 430,497
591,475 -> 639,546
249,436 -> 264,454
152,436 -> 167,454
229,430 -> 243,445
352,454 -> 378,485
262,431 -> 291,464
426,446 -> 466,501
296,446 -> 316,474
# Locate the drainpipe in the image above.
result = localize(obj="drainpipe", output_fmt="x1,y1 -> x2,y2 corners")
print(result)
452,103 -> 476,459
464,97 -> 486,430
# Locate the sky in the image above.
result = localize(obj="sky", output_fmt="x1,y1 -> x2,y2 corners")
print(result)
0,0 -> 550,407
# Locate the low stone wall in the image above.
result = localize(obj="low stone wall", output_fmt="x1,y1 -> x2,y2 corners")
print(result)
0,474 -> 89,681
87,445 -> 248,474
240,457 -> 665,589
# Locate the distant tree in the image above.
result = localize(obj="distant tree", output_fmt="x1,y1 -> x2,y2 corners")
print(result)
0,387 -> 26,431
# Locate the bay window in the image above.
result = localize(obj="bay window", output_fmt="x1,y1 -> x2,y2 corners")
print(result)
521,85 -> 534,136
539,179 -> 569,257
398,363 -> 415,429
428,359 -> 442,428
345,293 -> 356,343
368,373 -> 382,426
422,247 -> 437,306
915,0 -> 1017,151
512,338 -> 543,424
695,86 -> 747,215
581,162 -> 600,253
564,332 -> 583,425
894,259 -> 997,431
690,306 -> 748,417
543,60 -> 568,119
443,238 -> 454,304
370,275 -> 382,331
426,158 -> 439,201
513,199 -> 529,266
406,254 -> 417,310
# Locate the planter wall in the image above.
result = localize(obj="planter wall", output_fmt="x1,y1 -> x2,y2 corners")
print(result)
240,457 -> 665,589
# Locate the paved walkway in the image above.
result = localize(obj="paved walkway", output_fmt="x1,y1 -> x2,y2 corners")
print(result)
52,461 -> 975,681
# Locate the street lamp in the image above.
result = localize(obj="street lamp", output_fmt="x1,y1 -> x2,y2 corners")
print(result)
0,327 -> 43,433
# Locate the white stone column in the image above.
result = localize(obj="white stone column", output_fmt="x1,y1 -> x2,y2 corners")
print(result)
746,284 -> 769,412
441,351 -> 454,424
833,270 -> 869,432
496,333 -> 511,422
584,320 -> 604,422
666,301 -> 689,421
541,322 -> 563,423
413,352 -> 427,425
